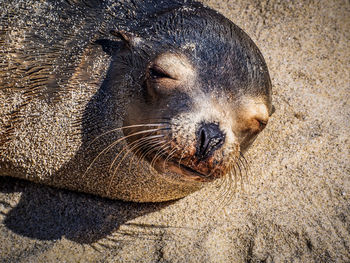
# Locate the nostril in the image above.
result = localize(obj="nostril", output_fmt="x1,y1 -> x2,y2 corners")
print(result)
198,126 -> 210,158
199,127 -> 208,152
196,123 -> 225,160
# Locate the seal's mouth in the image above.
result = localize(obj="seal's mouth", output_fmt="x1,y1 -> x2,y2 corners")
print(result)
153,157 -> 223,183
170,162 -> 213,181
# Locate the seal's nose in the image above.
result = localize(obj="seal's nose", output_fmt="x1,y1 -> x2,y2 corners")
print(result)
196,123 -> 225,160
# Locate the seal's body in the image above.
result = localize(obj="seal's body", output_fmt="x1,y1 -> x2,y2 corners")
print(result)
0,0 -> 273,202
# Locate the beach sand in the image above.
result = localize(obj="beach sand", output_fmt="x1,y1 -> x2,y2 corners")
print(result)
0,0 -> 349,262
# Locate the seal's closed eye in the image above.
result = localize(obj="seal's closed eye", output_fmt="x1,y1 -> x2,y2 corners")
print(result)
149,65 -> 173,80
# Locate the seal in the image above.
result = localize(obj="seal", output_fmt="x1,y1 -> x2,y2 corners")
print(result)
0,0 -> 273,202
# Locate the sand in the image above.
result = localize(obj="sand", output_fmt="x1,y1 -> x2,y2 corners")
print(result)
0,0 -> 349,262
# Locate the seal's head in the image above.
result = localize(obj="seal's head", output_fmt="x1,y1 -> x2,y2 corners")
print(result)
110,4 -> 273,186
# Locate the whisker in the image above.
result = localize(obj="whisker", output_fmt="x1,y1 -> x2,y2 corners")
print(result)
208,159 -> 222,178
128,137 -> 166,173
163,144 -> 178,171
88,123 -> 168,147
83,127 -> 168,178
109,134 -> 164,173
237,157 -> 246,191
225,162 -> 235,204
216,165 -> 229,203
107,137 -> 165,195
150,143 -> 172,168
233,156 -> 243,190
215,174 -> 227,193
129,117 -> 172,122
227,162 -> 239,205
215,150 -> 253,209
238,154 -> 247,181
177,148 -> 187,170
217,162 -> 232,208
218,158 -> 240,208
109,138 -> 143,174
233,159 -> 239,191
149,138 -> 177,169
136,139 -> 169,168
240,151 -> 251,184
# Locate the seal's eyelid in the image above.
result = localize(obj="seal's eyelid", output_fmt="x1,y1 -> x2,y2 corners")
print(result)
149,65 -> 174,80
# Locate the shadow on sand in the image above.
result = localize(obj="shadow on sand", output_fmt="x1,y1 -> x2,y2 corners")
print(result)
0,176 -> 171,244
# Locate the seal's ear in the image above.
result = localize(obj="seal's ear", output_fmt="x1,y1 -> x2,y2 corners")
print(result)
110,30 -> 137,49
